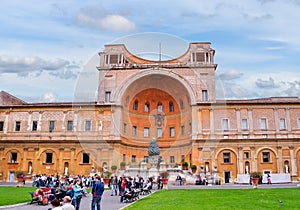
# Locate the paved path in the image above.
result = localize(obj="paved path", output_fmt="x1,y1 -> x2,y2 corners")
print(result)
1,182 -> 299,210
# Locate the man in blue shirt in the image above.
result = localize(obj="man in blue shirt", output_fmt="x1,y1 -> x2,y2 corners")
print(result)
91,176 -> 104,210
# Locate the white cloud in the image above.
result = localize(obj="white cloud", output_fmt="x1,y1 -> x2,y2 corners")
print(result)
217,69 -> 243,81
41,92 -> 58,102
256,77 -> 280,89
77,9 -> 136,32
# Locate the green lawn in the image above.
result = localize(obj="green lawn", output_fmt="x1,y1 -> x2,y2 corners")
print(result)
0,186 -> 37,206
125,188 -> 300,210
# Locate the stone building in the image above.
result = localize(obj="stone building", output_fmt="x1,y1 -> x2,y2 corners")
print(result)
1,42 -> 300,183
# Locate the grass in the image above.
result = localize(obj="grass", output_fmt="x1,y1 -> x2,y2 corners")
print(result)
0,186 -> 37,206
125,188 -> 300,210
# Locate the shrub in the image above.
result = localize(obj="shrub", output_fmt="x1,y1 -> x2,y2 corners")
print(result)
250,172 -> 262,178
111,165 -> 117,171
191,165 -> 197,170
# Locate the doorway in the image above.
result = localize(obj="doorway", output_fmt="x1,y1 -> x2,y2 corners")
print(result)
224,171 -> 231,183
9,171 -> 14,182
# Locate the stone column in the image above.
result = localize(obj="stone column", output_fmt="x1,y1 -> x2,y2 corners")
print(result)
192,106 -> 198,139
250,147 -> 257,172
277,146 -> 283,173
33,148 -> 39,174
238,147 -> 243,174
70,148 -> 76,175
210,147 -> 216,172
289,146 -> 297,176
22,148 -> 28,172
274,108 -> 279,132
0,147 -> 4,178
4,111 -> 9,134
198,108 -> 202,135
286,108 -> 291,132
62,111 -> 67,131
209,108 -> 214,136
58,147 -> 64,175
27,111 -> 32,131
38,111 -> 43,131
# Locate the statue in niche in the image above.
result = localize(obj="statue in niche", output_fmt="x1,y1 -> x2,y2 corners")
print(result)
245,165 -> 249,174
64,166 -> 68,175
28,165 -> 32,174
285,165 -> 289,174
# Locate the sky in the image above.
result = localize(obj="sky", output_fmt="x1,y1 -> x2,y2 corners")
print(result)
1,0 -> 300,103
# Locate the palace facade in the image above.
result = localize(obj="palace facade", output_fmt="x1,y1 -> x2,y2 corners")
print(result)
1,42 -> 300,183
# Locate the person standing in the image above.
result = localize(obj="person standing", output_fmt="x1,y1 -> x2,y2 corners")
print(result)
91,176 -> 104,210
71,180 -> 83,210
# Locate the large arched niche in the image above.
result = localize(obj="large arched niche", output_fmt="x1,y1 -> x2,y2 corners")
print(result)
118,69 -> 193,150
114,68 -> 196,106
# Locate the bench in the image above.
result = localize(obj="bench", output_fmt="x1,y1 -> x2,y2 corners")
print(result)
29,192 -> 41,205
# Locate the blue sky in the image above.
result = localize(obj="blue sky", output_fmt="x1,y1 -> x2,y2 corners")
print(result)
1,0 -> 300,102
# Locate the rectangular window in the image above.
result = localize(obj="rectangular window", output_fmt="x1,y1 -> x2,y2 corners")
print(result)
131,155 -> 136,163
0,121 -> 3,131
122,154 -> 126,162
144,156 -> 148,163
170,127 -> 175,137
181,125 -> 185,135
157,104 -> 163,113
105,91 -> 111,102
170,156 -> 175,163
244,152 -> 249,159
82,153 -> 90,164
241,119 -> 248,130
262,152 -> 270,163
67,121 -> 73,131
157,128 -> 162,138
15,121 -> 21,131
202,90 -> 208,102
123,123 -> 127,134
144,127 -> 149,137
32,121 -> 38,131
279,118 -> 286,130
109,54 -> 118,64
260,118 -> 267,130
144,103 -> 150,112
132,126 -> 137,136
298,118 -> 300,129
196,52 -> 205,62
45,153 -> 53,163
180,100 -> 184,110
222,119 -> 229,131
10,152 -> 17,163
85,120 -> 91,131
49,121 -> 55,132
223,152 -> 231,163
181,155 -> 185,163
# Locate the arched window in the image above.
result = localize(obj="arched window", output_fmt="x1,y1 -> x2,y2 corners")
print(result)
157,103 -> 162,113
144,102 -> 150,112
169,102 -> 174,112
180,100 -> 184,110
133,100 -> 138,110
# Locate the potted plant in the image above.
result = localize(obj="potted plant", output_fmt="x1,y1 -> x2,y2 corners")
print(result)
250,172 -> 261,188
111,165 -> 117,173
191,165 -> 197,173
120,161 -> 126,170
182,162 -> 188,170
15,170 -> 25,187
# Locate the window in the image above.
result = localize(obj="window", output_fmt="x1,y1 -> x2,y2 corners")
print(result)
223,135 -> 229,139
262,134 -> 268,138
181,155 -> 185,163
260,118 -> 267,130
223,152 -> 231,163
45,153 -> 53,163
131,155 -> 136,163
85,120 -> 91,131
109,54 -> 118,64
123,123 -> 127,134
82,153 -> 90,164
122,154 -> 126,162
15,121 -> 21,131
144,103 -> 150,112
170,156 -> 175,163
180,100 -> 184,110
144,156 -> 148,163
133,100 -> 138,110
144,127 -> 149,137
181,125 -> 185,135
49,121 -> 55,132
170,127 -> 175,137
202,90 -> 208,102
241,119 -> 248,130
0,121 -> 3,131
243,134 -> 248,139
298,118 -> 300,129
132,126 -> 137,136
262,152 -> 270,163
32,121 -> 38,131
105,91 -> 111,102
169,102 -> 174,112
67,121 -> 73,131
279,118 -> 286,130
195,52 -> 205,62
222,119 -> 229,131
244,152 -> 249,159
157,103 -> 162,113
10,152 -> 17,163
157,128 -> 162,138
